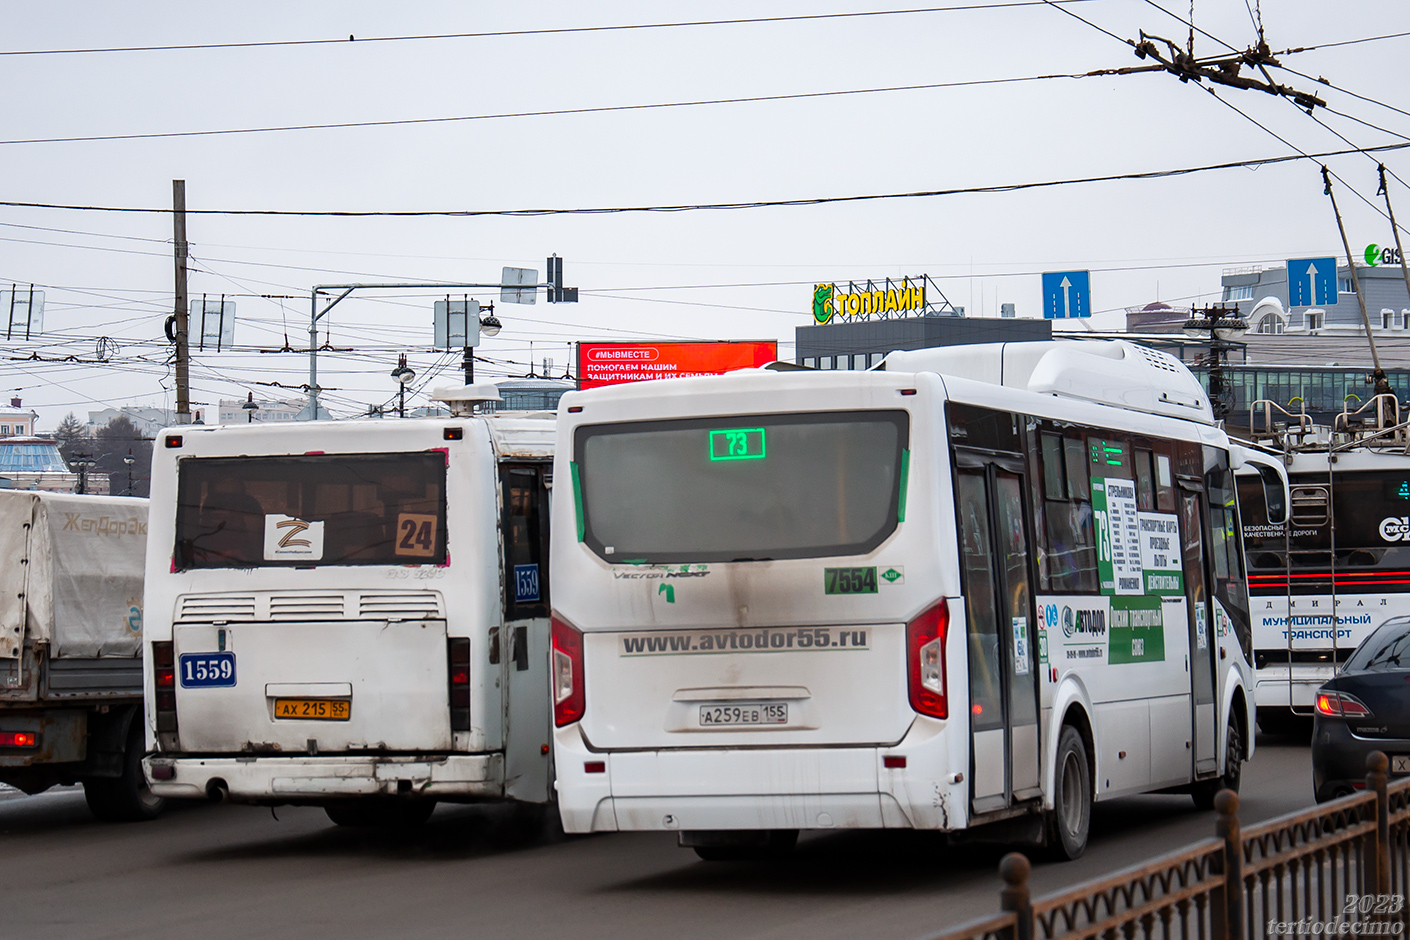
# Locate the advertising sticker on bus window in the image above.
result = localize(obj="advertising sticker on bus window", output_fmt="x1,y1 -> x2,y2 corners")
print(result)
395,513 -> 438,558
263,514 -> 325,562
1137,512 -> 1184,595
1092,477 -> 1144,596
1012,616 -> 1030,675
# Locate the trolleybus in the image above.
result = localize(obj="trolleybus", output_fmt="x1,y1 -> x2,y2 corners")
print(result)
550,340 -> 1265,859
142,388 -> 556,826
1240,397 -> 1410,732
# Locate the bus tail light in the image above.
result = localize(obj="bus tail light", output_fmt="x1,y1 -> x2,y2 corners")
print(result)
448,638 -> 471,731
552,615 -> 585,727
906,600 -> 949,719
0,732 -> 37,747
152,641 -> 178,733
1316,690 -> 1372,719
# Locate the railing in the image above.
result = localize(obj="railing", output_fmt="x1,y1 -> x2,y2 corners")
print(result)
1248,399 -> 1314,447
933,753 -> 1409,940
1334,394 -> 1402,440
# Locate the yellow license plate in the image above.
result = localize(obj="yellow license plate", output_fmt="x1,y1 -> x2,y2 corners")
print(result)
273,698 -> 351,721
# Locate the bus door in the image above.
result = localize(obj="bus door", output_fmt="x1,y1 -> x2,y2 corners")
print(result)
956,453 -> 1041,815
1178,483 -> 1219,775
500,461 -> 552,801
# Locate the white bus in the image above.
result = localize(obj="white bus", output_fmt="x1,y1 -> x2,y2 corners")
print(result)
1239,405 -> 1410,732
550,340 -> 1262,859
142,389 -> 556,826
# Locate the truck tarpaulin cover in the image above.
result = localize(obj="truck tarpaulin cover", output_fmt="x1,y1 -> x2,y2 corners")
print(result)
0,491 -> 147,660
576,341 -> 778,390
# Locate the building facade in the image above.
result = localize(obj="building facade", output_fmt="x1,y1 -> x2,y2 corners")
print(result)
215,397 -> 303,424
0,437 -> 107,494
795,316 -> 1052,369
1221,262 -> 1410,334
0,398 -> 39,438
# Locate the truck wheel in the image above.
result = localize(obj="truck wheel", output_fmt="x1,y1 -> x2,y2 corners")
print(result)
84,720 -> 166,822
1044,725 -> 1091,861
324,799 -> 436,827
1192,714 -> 1243,810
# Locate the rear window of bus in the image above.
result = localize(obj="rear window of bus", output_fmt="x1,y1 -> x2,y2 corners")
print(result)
174,451 -> 448,569
574,411 -> 909,564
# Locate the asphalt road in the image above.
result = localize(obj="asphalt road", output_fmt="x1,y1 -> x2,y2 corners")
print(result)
4,731 -> 1318,940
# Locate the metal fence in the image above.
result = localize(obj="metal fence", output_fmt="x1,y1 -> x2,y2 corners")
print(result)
932,753 -> 1410,940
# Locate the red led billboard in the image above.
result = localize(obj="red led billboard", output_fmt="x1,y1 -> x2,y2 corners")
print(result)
577,341 -> 778,390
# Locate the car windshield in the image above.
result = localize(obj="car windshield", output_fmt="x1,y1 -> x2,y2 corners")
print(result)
574,410 -> 908,564
1343,618 -> 1410,673
175,451 -> 447,569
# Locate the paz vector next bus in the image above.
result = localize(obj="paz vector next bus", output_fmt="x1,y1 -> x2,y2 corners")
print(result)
549,340 -> 1260,860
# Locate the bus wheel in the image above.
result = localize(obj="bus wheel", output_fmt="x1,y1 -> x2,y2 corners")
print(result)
1045,725 -> 1091,861
324,799 -> 436,828
83,720 -> 166,823
1192,715 -> 1243,810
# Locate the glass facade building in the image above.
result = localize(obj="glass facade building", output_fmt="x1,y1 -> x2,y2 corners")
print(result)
1190,365 -> 1410,425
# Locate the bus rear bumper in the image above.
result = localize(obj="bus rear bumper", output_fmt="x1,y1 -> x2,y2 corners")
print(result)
144,753 -> 505,803
1254,664 -> 1336,710
553,721 -> 963,834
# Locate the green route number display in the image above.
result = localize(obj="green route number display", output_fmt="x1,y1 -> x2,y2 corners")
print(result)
709,427 -> 766,461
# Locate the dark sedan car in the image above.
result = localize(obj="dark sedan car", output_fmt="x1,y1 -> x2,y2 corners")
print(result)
1312,616 -> 1410,803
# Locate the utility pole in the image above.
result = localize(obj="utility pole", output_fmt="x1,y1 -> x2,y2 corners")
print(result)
172,180 -> 191,424
1324,167 -> 1392,397
1182,304 -> 1248,422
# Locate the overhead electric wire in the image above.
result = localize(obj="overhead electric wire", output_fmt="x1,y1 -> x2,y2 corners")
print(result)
6,141 -> 1410,220
0,71 -> 1103,147
0,3 -> 1097,57
1036,0 -> 1130,45
1276,30 -> 1410,55
1050,0 -> 1410,241
1273,62 -> 1410,124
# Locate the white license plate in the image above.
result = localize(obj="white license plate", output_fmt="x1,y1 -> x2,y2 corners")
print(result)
1393,755 -> 1410,774
699,703 -> 788,727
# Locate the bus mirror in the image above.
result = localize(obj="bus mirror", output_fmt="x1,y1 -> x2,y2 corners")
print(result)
1259,464 -> 1289,526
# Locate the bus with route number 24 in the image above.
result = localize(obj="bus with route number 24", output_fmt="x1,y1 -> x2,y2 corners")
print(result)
141,387 -> 557,827
548,339 -> 1280,860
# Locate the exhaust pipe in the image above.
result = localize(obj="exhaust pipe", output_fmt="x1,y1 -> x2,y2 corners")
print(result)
206,779 -> 230,803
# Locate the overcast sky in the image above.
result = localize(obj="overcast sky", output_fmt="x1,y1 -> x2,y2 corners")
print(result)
2,0 -> 1407,427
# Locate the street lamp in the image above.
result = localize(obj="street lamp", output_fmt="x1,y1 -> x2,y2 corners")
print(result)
71,453 -> 95,495
390,353 -> 416,418
461,304 -> 503,386
1183,304 -> 1249,421
123,450 -> 135,497
242,392 -> 259,424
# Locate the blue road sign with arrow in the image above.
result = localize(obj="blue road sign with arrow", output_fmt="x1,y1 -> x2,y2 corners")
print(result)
1041,270 -> 1090,319
1286,257 -> 1337,306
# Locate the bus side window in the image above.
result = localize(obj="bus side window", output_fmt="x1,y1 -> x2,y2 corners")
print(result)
502,465 -> 550,622
1204,447 -> 1251,658
1036,432 -> 1098,593
1155,453 -> 1176,512
1134,448 -> 1156,512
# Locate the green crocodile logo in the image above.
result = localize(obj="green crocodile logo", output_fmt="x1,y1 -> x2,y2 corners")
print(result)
813,284 -> 835,325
